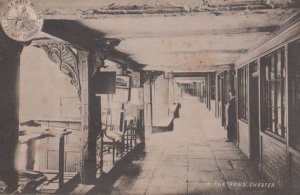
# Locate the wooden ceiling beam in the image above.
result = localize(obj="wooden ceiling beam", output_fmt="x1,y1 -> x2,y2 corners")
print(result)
112,26 -> 278,39
163,49 -> 248,55
173,72 -> 214,78
35,0 -> 299,18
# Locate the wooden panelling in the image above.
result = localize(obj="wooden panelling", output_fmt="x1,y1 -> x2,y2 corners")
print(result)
38,120 -> 81,172
47,136 -> 60,145
47,150 -> 59,171
261,133 -> 287,186
65,152 -> 80,172
238,120 -> 250,158
290,153 -> 300,194
59,97 -> 81,119
66,132 -> 81,145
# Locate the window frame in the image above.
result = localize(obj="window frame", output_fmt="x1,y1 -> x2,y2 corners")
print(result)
287,38 -> 300,149
237,65 -> 249,122
260,47 -> 286,139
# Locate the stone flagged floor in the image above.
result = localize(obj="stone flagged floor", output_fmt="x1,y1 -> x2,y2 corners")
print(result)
93,95 -> 280,195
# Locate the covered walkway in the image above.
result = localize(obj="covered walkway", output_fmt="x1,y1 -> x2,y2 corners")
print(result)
0,1 -> 299,194
88,95 -> 278,195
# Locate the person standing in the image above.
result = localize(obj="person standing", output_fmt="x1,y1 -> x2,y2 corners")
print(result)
226,90 -> 236,142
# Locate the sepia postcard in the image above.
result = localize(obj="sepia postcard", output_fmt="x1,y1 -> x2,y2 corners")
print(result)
0,0 -> 300,194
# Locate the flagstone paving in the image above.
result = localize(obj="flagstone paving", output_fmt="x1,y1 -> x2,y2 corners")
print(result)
92,95 -> 281,195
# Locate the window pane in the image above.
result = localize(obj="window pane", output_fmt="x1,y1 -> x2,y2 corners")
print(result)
271,55 -> 275,80
277,52 -> 282,78
237,66 -> 249,121
276,81 -> 282,108
266,65 -> 269,81
271,107 -> 276,133
261,49 -> 286,139
277,108 -> 282,136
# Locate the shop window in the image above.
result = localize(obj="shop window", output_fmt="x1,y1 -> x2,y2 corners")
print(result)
261,48 -> 286,139
238,66 -> 249,121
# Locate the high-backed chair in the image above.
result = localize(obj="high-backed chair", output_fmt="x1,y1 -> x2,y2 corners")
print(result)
97,109 -> 126,171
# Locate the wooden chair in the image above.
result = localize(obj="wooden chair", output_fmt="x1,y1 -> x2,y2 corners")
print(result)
123,118 -> 137,153
97,111 -> 126,169
97,108 -> 138,173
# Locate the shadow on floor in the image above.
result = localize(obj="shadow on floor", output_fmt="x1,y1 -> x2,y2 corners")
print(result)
57,143 -> 146,195
87,144 -> 146,195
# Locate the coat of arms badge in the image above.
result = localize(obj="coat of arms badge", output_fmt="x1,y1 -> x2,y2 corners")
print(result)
1,0 -> 43,42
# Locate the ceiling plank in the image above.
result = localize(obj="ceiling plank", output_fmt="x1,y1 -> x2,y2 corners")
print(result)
163,49 -> 248,55
173,72 -> 215,78
143,63 -> 233,72
112,26 -> 279,39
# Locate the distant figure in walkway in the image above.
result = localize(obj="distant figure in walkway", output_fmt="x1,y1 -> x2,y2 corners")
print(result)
226,90 -> 236,142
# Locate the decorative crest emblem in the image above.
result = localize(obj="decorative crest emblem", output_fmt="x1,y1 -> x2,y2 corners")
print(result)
1,0 -> 43,41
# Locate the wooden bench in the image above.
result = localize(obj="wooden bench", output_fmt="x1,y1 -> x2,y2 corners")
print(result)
169,102 -> 180,118
152,116 -> 174,133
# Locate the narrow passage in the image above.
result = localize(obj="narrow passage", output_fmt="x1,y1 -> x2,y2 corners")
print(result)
91,95 -> 279,195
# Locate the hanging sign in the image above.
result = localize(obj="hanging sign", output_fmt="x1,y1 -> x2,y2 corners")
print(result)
116,76 -> 130,89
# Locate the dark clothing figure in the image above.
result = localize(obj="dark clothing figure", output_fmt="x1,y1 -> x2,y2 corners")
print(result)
227,97 -> 236,141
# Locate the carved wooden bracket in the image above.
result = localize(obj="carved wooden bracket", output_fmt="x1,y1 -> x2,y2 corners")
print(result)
152,71 -> 163,82
141,71 -> 163,84
35,38 -> 120,100
91,38 -> 121,75
40,43 -> 81,98
92,51 -> 105,76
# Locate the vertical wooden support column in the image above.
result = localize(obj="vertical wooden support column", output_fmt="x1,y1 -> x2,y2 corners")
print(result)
167,78 -> 170,115
205,76 -> 208,108
214,74 -> 218,117
78,51 -> 100,184
284,44 -> 291,190
149,80 -> 153,126
207,74 -> 211,110
257,58 -> 261,170
234,68 -> 240,146
0,29 -> 23,193
132,71 -> 145,147
58,133 -> 66,188
172,79 -> 175,103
